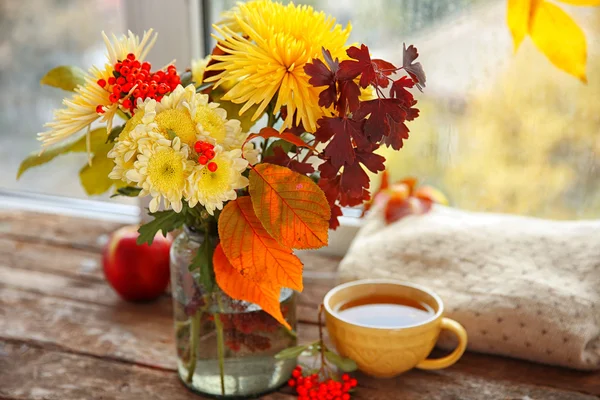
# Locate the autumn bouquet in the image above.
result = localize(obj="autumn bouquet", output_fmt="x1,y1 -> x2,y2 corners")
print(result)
21,0 -> 424,397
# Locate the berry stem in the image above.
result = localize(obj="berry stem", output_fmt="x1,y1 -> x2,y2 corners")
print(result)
318,303 -> 327,378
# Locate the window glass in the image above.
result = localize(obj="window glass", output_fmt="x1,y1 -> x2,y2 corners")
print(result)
0,0 -> 126,201
208,0 -> 600,219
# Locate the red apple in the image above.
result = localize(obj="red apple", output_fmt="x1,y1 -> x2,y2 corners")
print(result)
102,225 -> 171,302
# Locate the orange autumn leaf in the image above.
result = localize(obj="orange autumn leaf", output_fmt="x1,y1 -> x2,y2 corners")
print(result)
249,163 -> 330,250
218,196 -> 304,291
213,244 -> 291,330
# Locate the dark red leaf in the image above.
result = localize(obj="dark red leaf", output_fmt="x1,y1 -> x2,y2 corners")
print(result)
318,175 -> 340,204
244,127 -> 315,151
390,76 -> 415,105
356,146 -> 386,174
338,147 -> 385,203
318,158 -> 340,180
337,45 -> 371,84
321,47 -> 339,73
371,59 -> 397,88
406,106 -> 420,121
315,117 -> 368,169
340,159 -> 370,202
338,45 -> 397,89
305,58 -> 337,109
354,98 -> 406,143
328,203 -> 343,230
262,146 -> 315,175
338,79 -> 361,114
403,43 -> 426,91
383,117 -> 410,150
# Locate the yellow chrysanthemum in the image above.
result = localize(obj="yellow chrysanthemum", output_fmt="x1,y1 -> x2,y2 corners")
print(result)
206,0 -> 351,133
38,30 -> 157,147
107,99 -> 157,183
186,148 -> 249,215
126,134 -> 194,213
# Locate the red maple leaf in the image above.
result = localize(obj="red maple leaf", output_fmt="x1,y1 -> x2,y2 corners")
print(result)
262,146 -> 315,175
314,117 -> 368,169
338,44 -> 397,88
353,98 -> 407,143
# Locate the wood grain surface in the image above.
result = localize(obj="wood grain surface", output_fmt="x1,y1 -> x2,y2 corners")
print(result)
1,211 -> 598,400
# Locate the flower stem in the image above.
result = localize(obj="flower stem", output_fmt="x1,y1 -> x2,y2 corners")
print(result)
186,309 -> 202,383
214,295 -> 226,395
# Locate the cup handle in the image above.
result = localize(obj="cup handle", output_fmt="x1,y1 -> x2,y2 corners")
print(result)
416,317 -> 468,370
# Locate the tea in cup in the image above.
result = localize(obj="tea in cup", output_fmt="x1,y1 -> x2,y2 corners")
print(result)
324,279 -> 467,378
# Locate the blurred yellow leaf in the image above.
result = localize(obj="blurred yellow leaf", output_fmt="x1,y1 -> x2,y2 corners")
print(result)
78,141 -> 119,196
556,0 -> 600,4
17,128 -> 106,179
529,1 -> 587,82
40,65 -> 86,92
507,0 -> 537,50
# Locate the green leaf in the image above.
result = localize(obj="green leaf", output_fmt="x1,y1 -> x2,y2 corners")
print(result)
78,141 -> 117,195
40,65 -> 86,92
137,210 -> 185,245
17,128 -> 106,179
106,125 -> 124,143
274,345 -> 309,360
180,71 -> 193,87
111,186 -> 142,198
264,139 -> 295,158
196,81 -> 214,93
189,235 -> 216,292
324,351 -> 358,372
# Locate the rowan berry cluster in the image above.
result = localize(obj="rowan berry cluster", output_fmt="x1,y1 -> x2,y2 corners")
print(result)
96,53 -> 180,115
288,366 -> 357,400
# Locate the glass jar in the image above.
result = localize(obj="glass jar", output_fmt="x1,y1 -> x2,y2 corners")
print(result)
170,225 -> 297,398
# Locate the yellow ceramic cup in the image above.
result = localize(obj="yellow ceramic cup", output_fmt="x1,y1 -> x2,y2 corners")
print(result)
324,279 -> 467,378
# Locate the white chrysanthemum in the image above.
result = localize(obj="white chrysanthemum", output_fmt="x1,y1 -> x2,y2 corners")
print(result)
137,84 -> 245,152
185,148 -> 249,215
194,101 -> 245,151
107,99 -> 157,183
38,30 -> 157,148
191,56 -> 210,87
126,134 -> 193,213
243,142 -> 261,165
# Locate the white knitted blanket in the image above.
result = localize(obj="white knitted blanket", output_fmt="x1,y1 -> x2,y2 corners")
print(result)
338,204 -> 600,370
